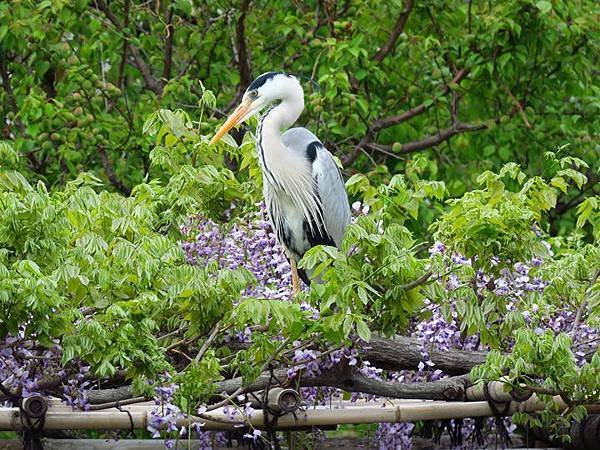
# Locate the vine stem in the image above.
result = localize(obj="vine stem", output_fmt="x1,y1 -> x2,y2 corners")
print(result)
194,321 -> 222,363
205,337 -> 291,412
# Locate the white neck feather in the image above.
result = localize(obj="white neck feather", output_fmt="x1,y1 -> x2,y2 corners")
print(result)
257,75 -> 305,157
260,90 -> 304,144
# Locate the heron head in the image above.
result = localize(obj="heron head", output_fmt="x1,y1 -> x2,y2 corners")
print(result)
209,72 -> 300,145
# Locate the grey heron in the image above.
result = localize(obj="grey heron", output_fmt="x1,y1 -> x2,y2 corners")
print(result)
210,72 -> 351,294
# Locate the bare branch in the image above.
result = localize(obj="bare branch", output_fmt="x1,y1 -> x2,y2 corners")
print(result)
236,0 -> 252,89
501,84 -> 532,129
373,0 -> 415,63
359,335 -> 488,375
399,270 -> 433,291
226,0 -> 252,111
372,68 -> 468,132
94,0 -> 121,27
368,121 -> 488,156
88,385 -> 133,404
194,322 -> 222,363
216,364 -> 471,402
126,45 -> 164,96
467,0 -> 473,34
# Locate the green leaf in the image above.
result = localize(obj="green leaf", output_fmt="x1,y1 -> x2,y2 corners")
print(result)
535,1 -> 552,14
342,315 -> 353,337
576,197 -> 598,228
357,286 -> 369,305
557,169 -> 587,190
356,319 -> 371,342
550,176 -> 568,194
220,133 -> 238,148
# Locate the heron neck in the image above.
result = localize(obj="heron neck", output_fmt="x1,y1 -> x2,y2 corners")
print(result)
259,93 -> 304,147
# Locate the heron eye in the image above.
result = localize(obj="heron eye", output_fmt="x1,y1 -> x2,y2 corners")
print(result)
249,90 -> 259,99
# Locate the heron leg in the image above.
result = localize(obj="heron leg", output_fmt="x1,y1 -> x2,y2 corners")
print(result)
290,258 -> 301,296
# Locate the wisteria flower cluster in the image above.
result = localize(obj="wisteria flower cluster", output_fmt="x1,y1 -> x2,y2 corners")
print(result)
147,373 -> 182,449
0,336 -> 92,409
181,203 -> 293,300
62,363 -> 92,411
0,338 -> 42,402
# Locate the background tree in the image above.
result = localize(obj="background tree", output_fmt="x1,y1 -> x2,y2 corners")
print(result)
1,0 -> 598,229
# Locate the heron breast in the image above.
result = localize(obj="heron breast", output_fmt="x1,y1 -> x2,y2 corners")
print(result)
268,192 -> 311,260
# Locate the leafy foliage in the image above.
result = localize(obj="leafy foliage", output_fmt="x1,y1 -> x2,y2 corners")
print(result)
0,144 -> 252,379
1,1 -> 598,231
0,1 -> 599,445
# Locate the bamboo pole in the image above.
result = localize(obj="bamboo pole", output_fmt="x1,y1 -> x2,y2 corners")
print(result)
465,380 -> 521,403
0,396 -> 574,432
0,409 -> 148,431
248,388 -> 302,413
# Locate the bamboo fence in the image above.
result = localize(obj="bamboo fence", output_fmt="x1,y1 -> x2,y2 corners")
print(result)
1,383 -> 598,449
0,389 -> 573,432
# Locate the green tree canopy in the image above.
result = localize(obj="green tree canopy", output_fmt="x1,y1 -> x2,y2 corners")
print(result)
1,1 -> 598,222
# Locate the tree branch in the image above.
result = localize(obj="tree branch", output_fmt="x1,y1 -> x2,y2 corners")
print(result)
95,0 -> 163,96
97,146 -> 131,195
83,335 -> 487,404
126,43 -> 164,96
373,0 -> 415,63
217,363 -> 471,402
501,84 -> 532,129
161,6 -> 175,84
372,68 -> 468,133
236,0 -> 252,89
368,121 -> 488,156
117,0 -> 130,89
226,0 -> 252,111
194,322 -> 222,363
399,270 -> 433,291
358,335 -> 488,375
342,68 -> 469,166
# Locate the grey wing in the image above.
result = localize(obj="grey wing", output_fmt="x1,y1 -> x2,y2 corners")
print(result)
312,143 -> 351,247
282,128 -> 351,247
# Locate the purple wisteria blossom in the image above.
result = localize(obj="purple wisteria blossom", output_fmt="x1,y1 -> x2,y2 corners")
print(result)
181,202 -> 294,300
375,422 -> 415,449
243,429 -> 262,443
429,241 -> 446,256
147,373 -> 182,447
62,363 -> 92,411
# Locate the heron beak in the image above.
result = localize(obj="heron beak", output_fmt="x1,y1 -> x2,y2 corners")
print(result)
209,99 -> 253,145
